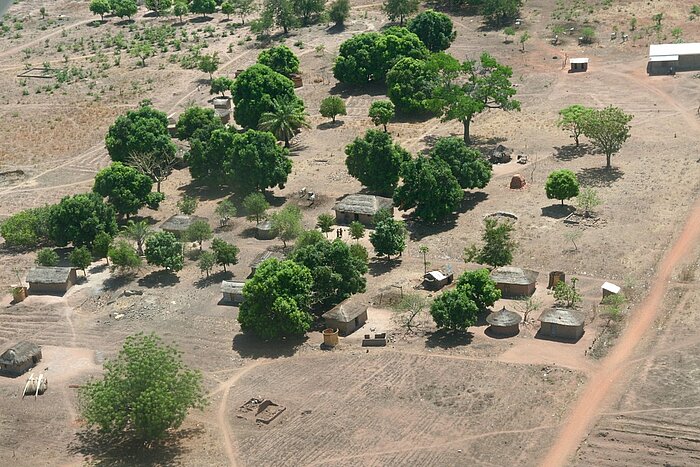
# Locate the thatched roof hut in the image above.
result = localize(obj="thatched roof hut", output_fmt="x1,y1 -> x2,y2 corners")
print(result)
322,302 -> 368,336
333,194 -> 393,226
486,307 -> 522,337
538,308 -> 586,341
249,250 -> 285,275
256,220 -> 276,240
26,266 -> 77,295
0,341 -> 42,377
160,215 -> 208,236
490,266 -> 539,298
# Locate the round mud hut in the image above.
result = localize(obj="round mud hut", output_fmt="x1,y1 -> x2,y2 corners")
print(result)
486,307 -> 522,337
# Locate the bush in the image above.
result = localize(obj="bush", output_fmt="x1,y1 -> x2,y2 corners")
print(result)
386,57 -> 436,114
0,206 -> 52,249
319,96 -> 346,123
36,248 -> 59,266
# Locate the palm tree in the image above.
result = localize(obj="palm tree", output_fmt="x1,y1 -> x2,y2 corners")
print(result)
258,97 -> 310,148
120,220 -> 153,256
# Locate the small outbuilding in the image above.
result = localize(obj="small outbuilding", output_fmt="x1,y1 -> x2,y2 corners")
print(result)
322,303 -> 368,336
221,281 -> 245,304
249,250 -> 285,276
423,270 -> 454,291
490,266 -> 539,298
601,282 -> 621,300
333,194 -> 393,226
27,267 -> 77,295
256,220 -> 276,240
569,57 -> 589,72
538,308 -> 585,341
213,97 -> 232,124
160,215 -> 208,238
486,307 -> 522,337
0,342 -> 42,377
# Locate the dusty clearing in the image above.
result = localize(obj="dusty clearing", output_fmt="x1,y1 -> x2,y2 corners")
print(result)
1,0 -> 700,466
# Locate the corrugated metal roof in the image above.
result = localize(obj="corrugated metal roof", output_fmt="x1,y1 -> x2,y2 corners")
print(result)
649,43 -> 700,57
649,55 -> 679,62
570,57 -> 589,64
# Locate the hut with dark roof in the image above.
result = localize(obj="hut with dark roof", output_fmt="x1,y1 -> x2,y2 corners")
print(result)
322,302 -> 368,335
256,220 -> 276,240
26,266 -> 77,295
538,308 -> 586,341
160,215 -> 208,238
249,250 -> 285,276
490,266 -> 539,298
0,342 -> 42,377
486,307 -> 522,337
333,194 -> 393,226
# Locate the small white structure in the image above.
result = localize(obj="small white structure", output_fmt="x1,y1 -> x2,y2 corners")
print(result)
569,57 -> 589,72
601,282 -> 621,300
221,281 -> 245,304
648,43 -> 700,74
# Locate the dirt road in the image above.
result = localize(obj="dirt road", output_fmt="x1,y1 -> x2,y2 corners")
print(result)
540,195 -> 700,466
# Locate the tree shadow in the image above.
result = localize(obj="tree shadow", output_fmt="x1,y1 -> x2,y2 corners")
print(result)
540,204 -> 575,219
392,110 -> 434,124
317,121 -> 344,130
68,427 -> 202,466
127,215 -> 159,226
329,82 -> 386,98
115,19 -> 136,26
471,135 -> 507,156
102,273 -> 137,292
553,144 -> 592,161
327,23 -> 346,34
89,263 -> 109,275
425,329 -> 474,349
576,166 -> 624,187
369,257 -> 403,276
88,20 -> 106,28
484,326 -> 520,339
137,270 -> 180,288
177,180 -> 231,201
194,270 -> 233,289
407,192 -> 488,241
231,332 -> 308,359
240,226 -> 258,239
191,16 -> 214,24
535,330 -> 584,344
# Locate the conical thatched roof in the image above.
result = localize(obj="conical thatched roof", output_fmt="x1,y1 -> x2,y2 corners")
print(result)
486,307 -> 523,327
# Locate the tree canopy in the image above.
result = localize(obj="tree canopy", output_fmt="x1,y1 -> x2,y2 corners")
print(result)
238,259 -> 314,339
481,0 -> 523,27
370,217 -> 407,260
345,129 -> 411,195
464,218 -> 516,268
184,220 -> 213,250
190,0 -> 217,17
430,268 -> 501,330
106,104 -> 176,164
93,162 -> 161,218
383,0 -> 419,26
70,246 -> 93,276
270,205 -> 303,247
89,0 -> 111,20
557,104 -> 593,147
386,57 -> 437,114
327,0 -> 350,26
368,100 -> 395,132
145,0 -> 173,16
231,64 -> 298,129
211,238 -> 239,271
145,231 -> 184,272
408,9 -> 456,52
111,0 -> 138,19
319,96 -> 347,123
393,157 -> 464,223
0,206 -> 52,249
581,105 -> 633,168
49,193 -> 118,247
108,239 -> 141,273
430,137 -> 492,190
261,0 -> 298,34
243,192 -> 270,224
258,97 -> 310,148
257,45 -> 300,77
80,333 -> 206,441
36,248 -> 59,267
545,169 -> 580,205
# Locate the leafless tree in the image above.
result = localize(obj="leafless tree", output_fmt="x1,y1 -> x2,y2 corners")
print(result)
128,151 -> 177,193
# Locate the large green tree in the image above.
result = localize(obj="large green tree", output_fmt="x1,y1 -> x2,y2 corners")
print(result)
393,157 -> 464,223
545,169 -> 580,205
190,0 -> 216,17
231,64 -> 297,129
238,259 -> 314,339
145,0 -> 173,16
108,240 -> 141,273
176,106 -> 224,142
386,57 -> 437,114
184,220 -> 213,250
80,333 -> 206,441
327,0 -> 350,27
106,104 -> 176,164
464,218 -> 516,268
49,193 -> 118,247
258,97 -> 310,148
291,238 -> 368,307
368,100 -> 395,132
292,0 -> 325,25
257,45 -> 300,77
0,206 -> 52,249
383,0 -> 419,26
211,238 -> 239,271
427,52 -> 520,145
262,0 -> 298,33
430,268 -> 501,330
581,106 -> 633,168
93,163 -> 162,218
270,205 -> 303,247
319,96 -> 347,123
430,137 -> 492,190
345,129 -> 411,194
557,104 -> 594,147
408,10 -> 456,52
111,0 -> 138,19
370,218 -> 407,260
145,231 -> 184,272
243,192 -> 270,224
481,0 -> 523,27
89,0 -> 111,21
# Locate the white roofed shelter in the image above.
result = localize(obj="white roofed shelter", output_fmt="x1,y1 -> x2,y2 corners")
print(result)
569,57 -> 588,72
648,43 -> 700,74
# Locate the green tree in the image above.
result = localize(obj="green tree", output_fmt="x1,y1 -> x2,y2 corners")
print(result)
519,31 -> 531,52
554,278 -> 582,307
176,195 -> 198,216
120,220 -> 153,256
198,53 -> 220,80
368,100 -> 395,132
345,129 -> 411,194
295,229 -> 325,249
185,220 -> 213,250
427,52 -> 520,145
198,251 -> 216,277
111,0 -> 138,19
258,97 -> 310,148
262,0 -> 298,34
0,206 -> 52,249
293,0 -> 325,25
545,169 -> 580,205
319,96 -> 347,123
129,42 -> 153,67
393,157 -> 464,223
243,192 -> 270,224
106,104 -> 176,164
145,0 -> 173,16
176,106 -> 223,144
328,0 -> 350,27
370,218 -> 407,260
464,218 -> 516,268
36,248 -> 59,267
580,26 -> 595,44
557,104 -> 594,147
210,76 -> 234,97
70,246 -> 93,276
145,232 -> 184,271
430,137 -> 492,190
80,333 -> 206,441
90,0 -> 111,21
271,205 -> 303,247
373,208 -> 393,225
49,193 -> 118,247
316,213 -> 334,237
108,239 -> 141,273
92,232 -> 113,265
481,0 -> 522,27
221,0 -> 234,19
349,221 -> 365,242
173,0 -> 189,22
383,0 -> 419,26
93,163 -> 160,218
408,9 -> 455,52
231,64 -> 297,128
211,238 -> 239,272
233,0 -> 257,24
419,245 -> 429,273
291,238 -> 368,307
349,243 -> 369,264
430,268 -> 501,330
238,259 -> 314,338
215,200 -> 237,227
386,57 -> 436,114
504,26 -> 515,42
577,187 -> 602,216
581,106 -> 633,168
190,0 -> 216,18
